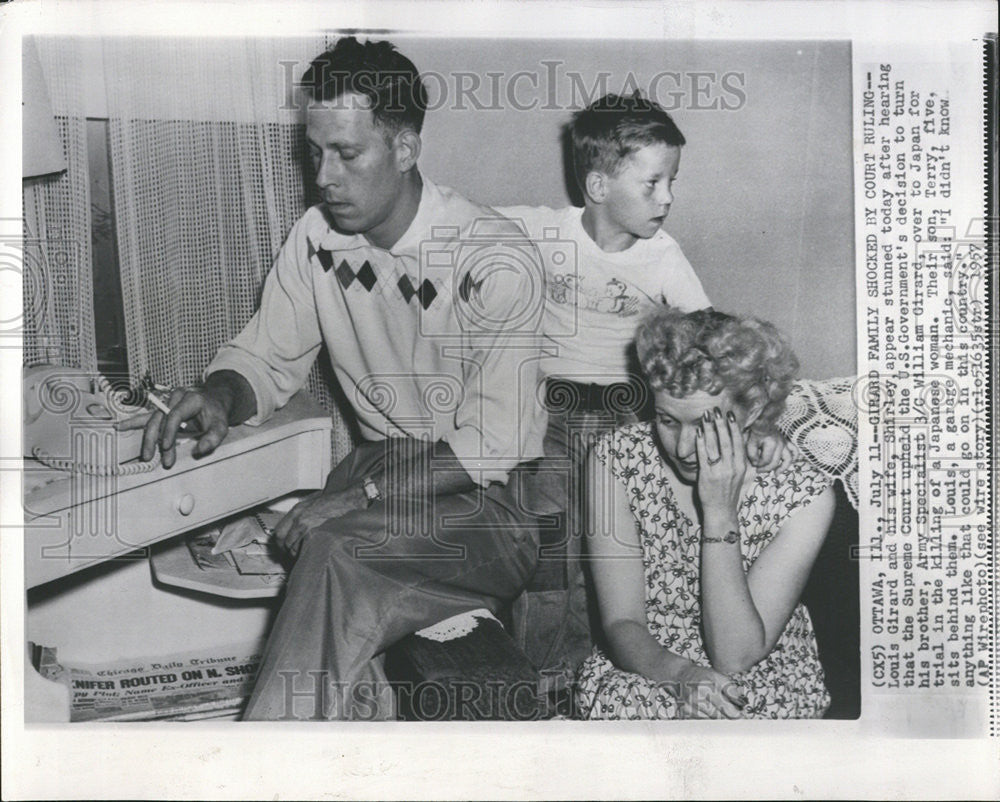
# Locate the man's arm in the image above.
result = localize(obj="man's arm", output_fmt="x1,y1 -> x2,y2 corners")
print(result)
276,220 -> 547,552
206,214 -> 324,427
119,369 -> 258,469
272,439 -> 480,554
204,369 -> 259,426
123,213 -> 323,468
369,440 -> 478,499
444,221 -> 547,487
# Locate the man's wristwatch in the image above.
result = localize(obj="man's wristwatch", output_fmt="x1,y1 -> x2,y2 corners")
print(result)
361,476 -> 383,507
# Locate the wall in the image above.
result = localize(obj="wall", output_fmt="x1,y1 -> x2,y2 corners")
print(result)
407,38 -> 856,379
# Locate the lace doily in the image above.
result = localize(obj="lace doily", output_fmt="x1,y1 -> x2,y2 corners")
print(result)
777,376 -> 859,510
414,608 -> 498,642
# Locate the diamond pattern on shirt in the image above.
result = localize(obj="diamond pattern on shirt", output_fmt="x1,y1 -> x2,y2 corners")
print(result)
458,271 -> 484,303
418,280 -> 438,309
308,239 -> 440,308
335,259 -> 355,288
397,274 -> 416,303
356,260 -> 377,291
315,245 -> 335,273
398,274 -> 438,309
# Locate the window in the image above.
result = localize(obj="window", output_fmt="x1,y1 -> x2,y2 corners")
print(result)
86,118 -> 128,377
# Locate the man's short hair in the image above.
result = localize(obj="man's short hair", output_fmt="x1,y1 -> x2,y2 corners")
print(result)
570,91 -> 686,191
301,36 -> 428,135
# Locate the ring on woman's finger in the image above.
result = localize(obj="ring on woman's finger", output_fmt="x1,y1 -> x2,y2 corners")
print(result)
706,455 -> 722,465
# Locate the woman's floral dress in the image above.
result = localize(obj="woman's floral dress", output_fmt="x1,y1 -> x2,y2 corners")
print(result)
575,423 -> 833,719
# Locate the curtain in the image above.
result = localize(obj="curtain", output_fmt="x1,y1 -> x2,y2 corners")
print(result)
99,36 -> 354,461
23,38 -> 97,372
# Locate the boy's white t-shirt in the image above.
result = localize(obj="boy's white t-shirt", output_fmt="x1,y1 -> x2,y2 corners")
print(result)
496,205 -> 711,384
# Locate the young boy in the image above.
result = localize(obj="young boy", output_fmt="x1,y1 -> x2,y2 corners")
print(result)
501,91 -> 791,457
497,92 -> 787,700
500,91 -> 709,394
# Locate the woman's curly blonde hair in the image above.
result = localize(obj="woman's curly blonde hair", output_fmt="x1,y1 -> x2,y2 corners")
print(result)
636,306 -> 799,434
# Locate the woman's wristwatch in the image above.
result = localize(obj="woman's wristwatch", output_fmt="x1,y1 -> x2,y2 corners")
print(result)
702,529 -> 739,544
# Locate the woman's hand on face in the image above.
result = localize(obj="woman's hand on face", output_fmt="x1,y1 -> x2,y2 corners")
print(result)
674,662 -> 747,719
695,408 -> 748,517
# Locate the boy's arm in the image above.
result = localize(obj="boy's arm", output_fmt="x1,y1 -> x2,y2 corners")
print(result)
746,429 -> 798,472
658,237 -> 712,312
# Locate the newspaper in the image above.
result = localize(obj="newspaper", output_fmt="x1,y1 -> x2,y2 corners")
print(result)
853,43 -> 994,737
30,641 -> 264,722
1,1 -> 997,799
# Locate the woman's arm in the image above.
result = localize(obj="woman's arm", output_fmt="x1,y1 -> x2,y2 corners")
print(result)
586,448 -> 744,717
696,409 -> 836,674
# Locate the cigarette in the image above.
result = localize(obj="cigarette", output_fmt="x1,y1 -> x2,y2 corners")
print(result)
147,392 -> 190,430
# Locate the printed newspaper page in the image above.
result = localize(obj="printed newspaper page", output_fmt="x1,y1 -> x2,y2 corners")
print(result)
30,640 -> 264,722
1,1 -> 997,799
853,41 -> 994,737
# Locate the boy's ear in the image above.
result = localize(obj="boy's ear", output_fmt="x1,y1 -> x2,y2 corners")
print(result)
584,170 -> 608,203
393,129 -> 422,173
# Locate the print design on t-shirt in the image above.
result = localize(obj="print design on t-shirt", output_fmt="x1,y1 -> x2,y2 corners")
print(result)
548,273 -> 641,317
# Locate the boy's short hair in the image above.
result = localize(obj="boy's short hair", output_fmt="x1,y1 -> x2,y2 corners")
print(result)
301,36 -> 428,135
570,91 -> 686,191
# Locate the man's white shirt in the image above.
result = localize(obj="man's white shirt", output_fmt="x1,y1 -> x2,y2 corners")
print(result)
208,176 -> 546,486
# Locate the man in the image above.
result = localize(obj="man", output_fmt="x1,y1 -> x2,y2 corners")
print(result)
132,37 -> 547,720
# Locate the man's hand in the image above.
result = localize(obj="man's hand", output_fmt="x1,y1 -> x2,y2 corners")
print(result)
674,662 -> 747,719
746,428 -> 798,473
118,386 -> 231,469
273,485 -> 368,557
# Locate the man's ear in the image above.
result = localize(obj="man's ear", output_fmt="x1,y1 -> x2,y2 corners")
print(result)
584,170 -> 607,203
393,129 -> 421,172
